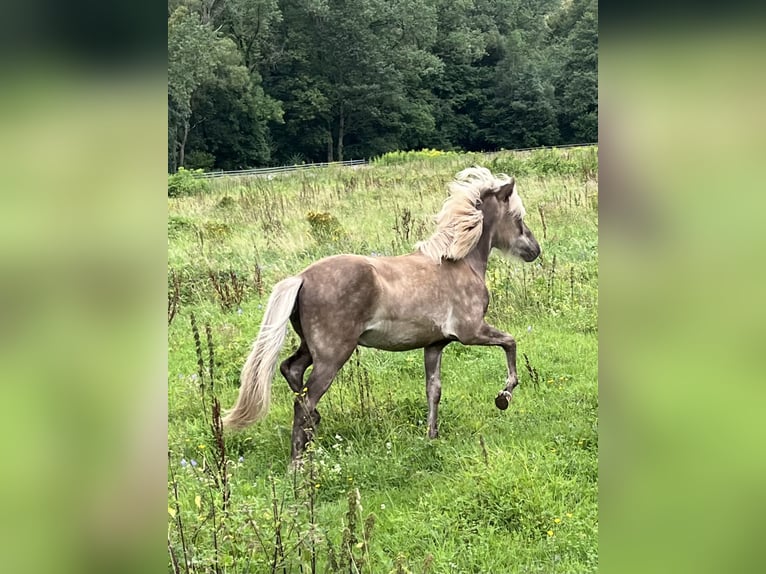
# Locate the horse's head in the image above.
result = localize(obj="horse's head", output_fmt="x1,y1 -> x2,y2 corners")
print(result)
487,178 -> 541,262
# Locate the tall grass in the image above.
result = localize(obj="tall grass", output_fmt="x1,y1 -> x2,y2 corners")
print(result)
168,147 -> 598,572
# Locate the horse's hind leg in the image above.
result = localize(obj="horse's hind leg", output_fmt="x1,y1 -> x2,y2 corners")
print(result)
280,341 -> 313,394
291,346 -> 356,460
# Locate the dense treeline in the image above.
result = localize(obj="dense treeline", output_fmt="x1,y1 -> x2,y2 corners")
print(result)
168,0 -> 597,172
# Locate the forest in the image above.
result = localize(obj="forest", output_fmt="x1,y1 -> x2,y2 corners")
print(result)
168,0 -> 597,172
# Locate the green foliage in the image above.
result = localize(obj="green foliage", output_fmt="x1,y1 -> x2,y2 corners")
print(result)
167,215 -> 196,238
306,211 -> 345,244
488,146 -> 599,179
216,196 -> 237,210
372,148 -> 461,166
183,149 -> 215,171
167,167 -> 210,197
552,0 -> 598,143
168,0 -> 597,169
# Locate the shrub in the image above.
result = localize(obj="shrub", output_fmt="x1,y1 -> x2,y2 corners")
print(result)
168,167 -> 210,197
372,148 -> 460,166
490,146 -> 599,179
306,211 -> 345,244
167,215 -> 195,237
184,150 -> 216,171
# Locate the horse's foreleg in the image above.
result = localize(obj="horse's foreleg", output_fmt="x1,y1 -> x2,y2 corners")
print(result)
424,341 -> 449,439
459,323 -> 518,410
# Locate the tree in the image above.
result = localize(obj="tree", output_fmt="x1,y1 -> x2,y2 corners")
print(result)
167,6 -> 222,171
168,1 -> 283,171
551,0 -> 598,143
166,0 -> 599,168
263,0 -> 441,163
187,50 -> 282,170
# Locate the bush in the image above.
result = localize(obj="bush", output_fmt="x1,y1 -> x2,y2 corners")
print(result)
306,211 -> 345,244
168,167 -> 210,197
167,215 -> 195,237
490,146 -> 599,179
372,148 -> 460,166
184,150 -> 216,171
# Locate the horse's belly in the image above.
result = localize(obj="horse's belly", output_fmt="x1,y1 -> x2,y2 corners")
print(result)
358,319 -> 441,352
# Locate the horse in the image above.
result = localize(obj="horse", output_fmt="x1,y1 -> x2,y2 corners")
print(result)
223,167 -> 541,460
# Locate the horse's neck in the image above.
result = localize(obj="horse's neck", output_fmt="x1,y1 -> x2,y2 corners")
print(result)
464,225 -> 493,278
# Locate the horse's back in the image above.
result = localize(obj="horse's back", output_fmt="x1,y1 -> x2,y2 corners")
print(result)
299,254 -> 380,300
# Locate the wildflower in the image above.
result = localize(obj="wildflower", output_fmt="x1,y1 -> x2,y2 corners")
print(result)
566,513 -> 573,518
527,325 -> 532,332
198,444 -> 206,450
335,434 -> 343,441
380,503 -> 386,510
190,459 -> 198,468
180,458 -> 187,467
238,456 -> 244,463
547,530 -> 554,537
331,464 -> 341,474
554,518 -> 561,524
385,442 -> 392,450
237,308 -> 243,315
191,373 -> 199,382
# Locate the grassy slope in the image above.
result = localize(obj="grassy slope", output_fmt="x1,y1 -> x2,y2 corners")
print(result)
168,150 -> 598,573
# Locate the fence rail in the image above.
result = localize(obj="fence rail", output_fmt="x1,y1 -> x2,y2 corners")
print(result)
192,143 -> 597,179
195,159 -> 368,179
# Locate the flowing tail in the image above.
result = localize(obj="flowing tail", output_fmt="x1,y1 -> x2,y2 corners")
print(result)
223,275 -> 304,430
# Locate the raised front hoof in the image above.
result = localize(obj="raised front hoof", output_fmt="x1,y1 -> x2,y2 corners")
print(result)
495,391 -> 512,410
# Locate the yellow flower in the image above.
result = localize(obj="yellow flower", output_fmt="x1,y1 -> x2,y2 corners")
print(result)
566,513 -> 573,518
547,530 -> 554,537
554,518 -> 561,524
198,444 -> 206,449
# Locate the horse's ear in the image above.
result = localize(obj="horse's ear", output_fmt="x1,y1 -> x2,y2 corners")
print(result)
497,178 -> 516,202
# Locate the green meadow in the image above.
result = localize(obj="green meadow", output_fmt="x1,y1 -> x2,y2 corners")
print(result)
168,147 -> 598,573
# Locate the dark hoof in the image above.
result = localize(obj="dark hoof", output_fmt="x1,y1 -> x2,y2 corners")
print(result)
495,391 -> 511,410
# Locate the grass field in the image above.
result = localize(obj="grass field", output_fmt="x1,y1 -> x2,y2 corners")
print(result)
168,147 -> 598,573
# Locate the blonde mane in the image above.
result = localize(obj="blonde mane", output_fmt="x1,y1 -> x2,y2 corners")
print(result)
416,166 -> 523,263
